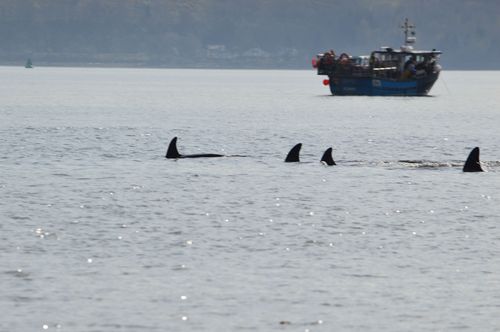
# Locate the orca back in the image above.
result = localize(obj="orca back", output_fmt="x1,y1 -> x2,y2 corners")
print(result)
166,137 -> 181,159
321,147 -> 336,166
463,147 -> 483,172
181,153 -> 224,158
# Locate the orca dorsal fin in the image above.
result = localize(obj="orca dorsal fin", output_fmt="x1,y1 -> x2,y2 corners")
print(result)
463,147 -> 483,172
166,137 -> 181,159
321,147 -> 336,166
285,143 -> 302,162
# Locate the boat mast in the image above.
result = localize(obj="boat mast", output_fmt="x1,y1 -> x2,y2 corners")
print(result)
401,18 -> 416,47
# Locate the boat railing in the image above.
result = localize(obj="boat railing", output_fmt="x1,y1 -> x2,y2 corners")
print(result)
317,56 -> 434,80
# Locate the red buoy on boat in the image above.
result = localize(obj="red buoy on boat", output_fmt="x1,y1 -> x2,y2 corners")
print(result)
322,79 -> 329,86
311,58 -> 318,68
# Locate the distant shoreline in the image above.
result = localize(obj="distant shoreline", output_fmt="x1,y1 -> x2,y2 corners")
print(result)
0,62 -> 498,71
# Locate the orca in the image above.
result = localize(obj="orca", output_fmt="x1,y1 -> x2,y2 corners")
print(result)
285,143 -> 302,162
463,147 -> 484,172
166,137 -> 224,159
321,147 -> 336,166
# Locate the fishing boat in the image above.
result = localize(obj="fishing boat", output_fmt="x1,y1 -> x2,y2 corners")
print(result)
312,19 -> 442,96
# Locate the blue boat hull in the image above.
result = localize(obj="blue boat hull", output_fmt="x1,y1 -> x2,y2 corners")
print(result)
328,73 -> 439,96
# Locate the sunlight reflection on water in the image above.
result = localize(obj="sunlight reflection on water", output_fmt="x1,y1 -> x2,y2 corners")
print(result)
0,68 -> 500,331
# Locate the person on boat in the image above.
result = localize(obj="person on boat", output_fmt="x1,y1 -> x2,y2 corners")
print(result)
402,55 -> 417,78
322,50 -> 336,68
369,53 -> 380,68
425,53 -> 437,71
404,55 -> 416,70
338,53 -> 350,65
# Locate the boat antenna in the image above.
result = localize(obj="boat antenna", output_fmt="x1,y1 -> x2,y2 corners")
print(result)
401,18 -> 416,46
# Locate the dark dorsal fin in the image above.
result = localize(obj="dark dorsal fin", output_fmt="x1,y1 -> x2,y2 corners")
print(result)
285,143 -> 302,162
321,147 -> 336,166
166,137 -> 181,159
463,147 -> 483,172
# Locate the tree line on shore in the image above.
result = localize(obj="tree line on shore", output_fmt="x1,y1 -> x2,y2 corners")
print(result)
0,0 -> 498,69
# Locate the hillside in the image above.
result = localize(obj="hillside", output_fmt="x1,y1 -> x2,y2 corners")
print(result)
0,0 -> 498,69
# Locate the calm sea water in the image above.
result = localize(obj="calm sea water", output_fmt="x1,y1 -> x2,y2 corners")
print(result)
1,67 -> 500,331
